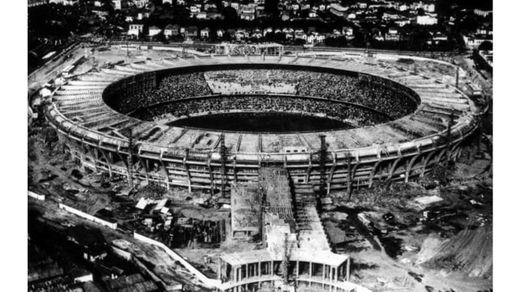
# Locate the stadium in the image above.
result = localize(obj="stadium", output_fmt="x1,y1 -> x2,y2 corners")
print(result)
44,48 -> 481,195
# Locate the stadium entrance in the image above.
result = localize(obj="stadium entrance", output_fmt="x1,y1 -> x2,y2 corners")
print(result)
168,112 -> 351,133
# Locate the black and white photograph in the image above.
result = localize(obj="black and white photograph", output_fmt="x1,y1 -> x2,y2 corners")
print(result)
4,0 -> 507,290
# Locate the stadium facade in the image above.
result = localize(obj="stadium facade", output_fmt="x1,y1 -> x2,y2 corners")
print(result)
44,50 -> 481,194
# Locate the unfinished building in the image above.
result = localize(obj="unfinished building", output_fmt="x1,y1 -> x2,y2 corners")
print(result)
231,182 -> 262,239
218,168 -> 370,292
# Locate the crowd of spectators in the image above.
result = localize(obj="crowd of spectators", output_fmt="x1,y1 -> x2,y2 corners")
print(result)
294,71 -> 417,119
132,95 -> 389,127
204,70 -> 299,94
113,69 -> 418,122
205,69 -> 417,118
113,73 -> 212,113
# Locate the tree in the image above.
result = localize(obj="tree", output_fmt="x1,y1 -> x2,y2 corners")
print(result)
222,6 -> 238,23
478,40 -> 492,51
293,38 -> 306,46
265,0 -> 279,18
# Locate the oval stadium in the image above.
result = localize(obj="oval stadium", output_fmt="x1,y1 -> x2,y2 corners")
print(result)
44,50 -> 481,195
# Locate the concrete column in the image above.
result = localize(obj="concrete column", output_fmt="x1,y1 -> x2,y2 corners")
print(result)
309,262 -> 313,278
257,261 -> 261,277
296,261 -> 299,277
345,258 -> 350,281
322,264 -> 326,280
271,261 -> 274,276
218,258 -> 221,280
346,258 -> 351,281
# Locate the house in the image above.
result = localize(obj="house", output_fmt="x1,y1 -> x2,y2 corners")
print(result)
474,9 -> 492,17
67,225 -> 108,263
398,4 -> 409,11
373,29 -> 385,41
195,12 -> 207,19
49,0 -> 78,5
190,4 -> 201,14
226,28 -> 237,39
71,268 -> 93,283
216,29 -> 225,38
383,12 -> 401,21
308,8 -> 319,18
251,28 -> 262,39
328,4 -> 348,17
207,12 -> 223,20
92,9 -> 109,19
431,31 -> 448,44
342,26 -> 354,37
134,0 -> 149,9
357,2 -> 368,9
163,0 -> 173,4
186,26 -> 199,38
385,27 -> 401,41
28,0 -> 48,7
148,26 -> 161,38
164,24 -> 179,38
462,33 -> 492,49
240,10 -> 256,20
395,18 -> 412,27
112,0 -> 121,10
127,24 -> 144,38
283,28 -> 294,40
477,24 -> 493,36
294,29 -> 306,40
417,14 -> 438,25
235,28 -> 249,40
308,32 -> 325,44
200,27 -> 210,38
240,3 -> 257,20
230,2 -> 240,10
255,5 -> 265,18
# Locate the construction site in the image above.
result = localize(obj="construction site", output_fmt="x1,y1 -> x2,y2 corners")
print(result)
28,43 -> 492,292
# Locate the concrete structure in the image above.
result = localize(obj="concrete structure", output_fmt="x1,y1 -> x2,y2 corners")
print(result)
128,24 -> 144,38
45,48 -> 481,195
214,43 -> 283,56
417,14 -> 438,25
218,168 -> 370,292
231,183 -> 262,239
148,26 -> 161,38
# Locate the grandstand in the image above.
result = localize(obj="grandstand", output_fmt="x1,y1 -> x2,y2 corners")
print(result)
44,50 -> 482,193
